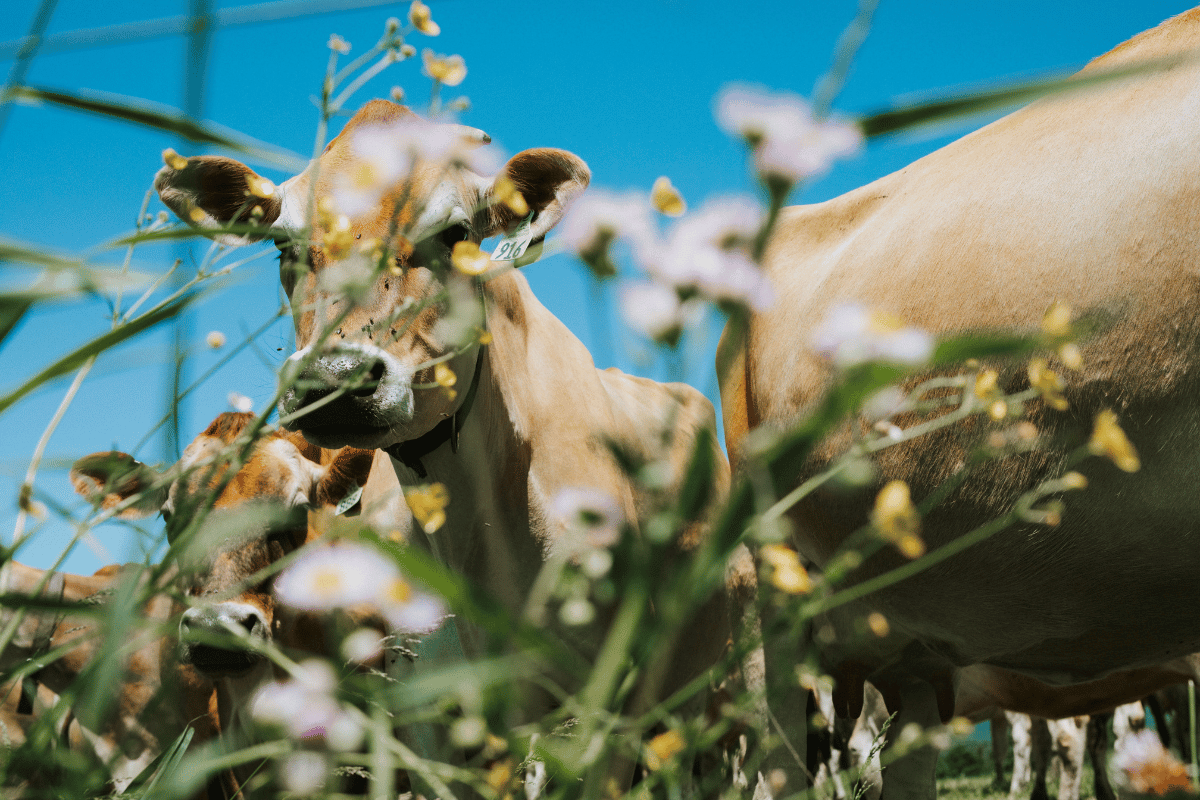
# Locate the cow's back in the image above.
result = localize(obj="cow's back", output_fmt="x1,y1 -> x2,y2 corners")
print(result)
736,8 -> 1200,680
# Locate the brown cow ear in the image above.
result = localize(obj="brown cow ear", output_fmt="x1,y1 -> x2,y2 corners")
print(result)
155,154 -> 282,246
481,148 -> 590,250
70,451 -> 167,519
314,448 -> 376,512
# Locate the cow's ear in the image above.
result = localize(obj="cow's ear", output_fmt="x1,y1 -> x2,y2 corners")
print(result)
70,452 -> 167,519
481,148 -> 590,248
155,155 -> 282,246
314,448 -> 376,512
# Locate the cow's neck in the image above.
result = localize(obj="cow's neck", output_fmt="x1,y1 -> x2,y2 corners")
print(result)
394,272 -> 637,644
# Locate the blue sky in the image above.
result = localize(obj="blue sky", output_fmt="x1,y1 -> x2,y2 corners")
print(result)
0,0 -> 1193,574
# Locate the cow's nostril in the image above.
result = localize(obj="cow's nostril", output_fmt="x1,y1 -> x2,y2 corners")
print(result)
348,360 -> 385,398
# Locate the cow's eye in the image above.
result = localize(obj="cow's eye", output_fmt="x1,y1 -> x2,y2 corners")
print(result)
439,223 -> 470,250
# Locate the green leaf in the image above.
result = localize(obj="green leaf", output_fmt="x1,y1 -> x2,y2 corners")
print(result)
0,297 -> 31,347
0,294 -> 192,416
10,86 -> 304,171
860,51 -> 1191,139
121,725 -> 195,797
932,331 -> 1040,365
363,531 -> 588,677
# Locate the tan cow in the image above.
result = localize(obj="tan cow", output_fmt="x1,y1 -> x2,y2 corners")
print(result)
0,560 -> 220,795
153,100 -> 755,790
73,411 -> 406,793
717,7 -> 1200,799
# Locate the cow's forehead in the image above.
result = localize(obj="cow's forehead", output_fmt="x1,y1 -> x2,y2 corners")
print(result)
171,435 -> 316,510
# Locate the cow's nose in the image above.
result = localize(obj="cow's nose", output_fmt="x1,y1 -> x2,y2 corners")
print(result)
179,603 -> 269,676
286,353 -> 385,410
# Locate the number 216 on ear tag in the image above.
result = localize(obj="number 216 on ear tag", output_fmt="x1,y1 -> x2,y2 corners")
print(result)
491,214 -> 535,262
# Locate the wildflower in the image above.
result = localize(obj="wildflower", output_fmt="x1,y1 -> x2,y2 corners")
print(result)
332,125 -> 410,218
974,369 -> 1000,400
867,612 -> 889,637
405,482 -> 450,533
560,190 -> 658,273
434,362 -> 457,400
1058,342 -> 1083,370
281,752 -> 328,795
390,86 -> 405,102
400,43 -> 416,59
1089,409 -> 1141,472
950,717 -> 975,737
715,84 -> 862,182
451,241 -> 491,276
645,730 -> 687,771
620,282 -> 702,347
327,34 -> 351,54
161,148 -> 188,170
1114,729 -> 1192,794
649,196 -> 773,311
560,597 -> 596,626
1027,358 -> 1069,411
760,544 -> 813,595
451,716 -> 486,747
408,0 -> 440,35
275,542 -> 398,611
206,330 -> 226,349
1061,471 -> 1089,490
1042,300 -> 1072,338
650,176 -> 686,216
227,392 -> 253,413
486,759 -> 515,795
872,480 -> 924,558
492,175 -> 529,216
422,50 -> 467,86
549,487 -> 624,548
376,574 -> 446,633
812,303 -> 935,368
322,214 -> 356,259
252,660 -> 363,749
342,628 -> 386,664
246,175 -> 275,199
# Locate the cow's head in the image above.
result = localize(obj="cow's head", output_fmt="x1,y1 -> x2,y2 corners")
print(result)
155,100 -> 590,450
71,412 -> 374,678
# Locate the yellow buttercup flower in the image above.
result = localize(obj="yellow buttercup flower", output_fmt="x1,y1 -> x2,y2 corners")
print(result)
872,480 -> 924,558
322,215 -> 355,260
423,50 -> 467,86
867,612 -> 890,637
1089,410 -> 1140,472
1028,358 -> 1068,411
161,148 -> 188,170
645,730 -> 686,771
651,176 -> 686,217
246,175 -> 275,199
451,241 -> 491,276
408,0 -> 440,36
1042,300 -> 1072,338
492,175 -> 529,216
404,483 -> 449,533
761,543 -> 813,595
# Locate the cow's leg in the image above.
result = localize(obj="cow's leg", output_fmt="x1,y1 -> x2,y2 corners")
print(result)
878,678 -> 939,800
991,713 -> 1010,792
847,686 -> 885,800
1048,717 -> 1086,800
1143,694 -> 1170,750
1028,718 -> 1050,800
1087,712 -> 1115,800
1007,713 -> 1033,800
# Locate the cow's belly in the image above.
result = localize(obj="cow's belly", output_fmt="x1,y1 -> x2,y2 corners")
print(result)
799,392 -> 1200,683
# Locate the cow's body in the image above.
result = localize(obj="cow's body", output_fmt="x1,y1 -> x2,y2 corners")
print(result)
72,412 -> 405,794
154,100 -> 753,790
718,7 -> 1200,798
0,561 -> 218,794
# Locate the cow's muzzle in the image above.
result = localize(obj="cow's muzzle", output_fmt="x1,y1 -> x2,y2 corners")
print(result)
278,345 -> 414,448
179,603 -> 270,677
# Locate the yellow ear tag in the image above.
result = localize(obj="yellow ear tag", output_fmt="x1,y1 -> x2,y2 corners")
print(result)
490,213 -> 535,262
